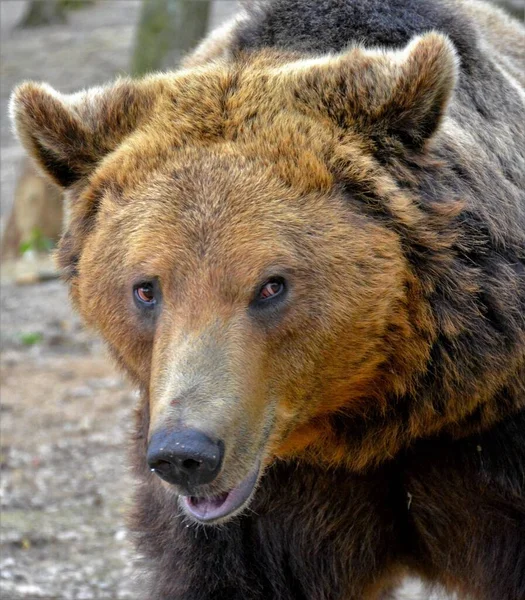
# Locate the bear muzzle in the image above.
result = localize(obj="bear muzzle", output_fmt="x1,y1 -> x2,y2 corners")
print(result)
147,427 -> 262,523
147,428 -> 224,489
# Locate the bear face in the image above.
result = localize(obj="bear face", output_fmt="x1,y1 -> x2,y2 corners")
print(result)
71,149 -> 413,521
11,34 -> 462,523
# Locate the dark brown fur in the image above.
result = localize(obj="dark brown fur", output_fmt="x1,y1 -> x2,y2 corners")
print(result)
130,410 -> 525,599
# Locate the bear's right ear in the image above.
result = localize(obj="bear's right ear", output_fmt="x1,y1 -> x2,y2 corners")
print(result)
10,79 -> 157,189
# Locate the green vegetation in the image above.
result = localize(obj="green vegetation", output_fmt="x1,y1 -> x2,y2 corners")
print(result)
18,228 -> 54,256
19,332 -> 44,346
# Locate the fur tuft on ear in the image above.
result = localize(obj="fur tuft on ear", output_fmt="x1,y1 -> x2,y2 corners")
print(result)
10,79 -> 157,188
377,32 -> 459,149
285,32 -> 458,152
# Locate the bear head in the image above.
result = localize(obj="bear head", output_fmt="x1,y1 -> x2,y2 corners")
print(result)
11,33 -> 459,523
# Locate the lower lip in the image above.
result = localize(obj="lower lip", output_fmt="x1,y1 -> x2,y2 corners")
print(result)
181,462 -> 261,523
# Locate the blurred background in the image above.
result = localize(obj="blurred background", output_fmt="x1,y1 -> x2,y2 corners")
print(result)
0,1 -> 523,599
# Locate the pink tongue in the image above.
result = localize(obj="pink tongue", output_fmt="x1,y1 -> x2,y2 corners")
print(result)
189,492 -> 229,512
182,461 -> 260,522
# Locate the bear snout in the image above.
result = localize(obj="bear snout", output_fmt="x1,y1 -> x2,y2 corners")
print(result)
147,428 -> 224,491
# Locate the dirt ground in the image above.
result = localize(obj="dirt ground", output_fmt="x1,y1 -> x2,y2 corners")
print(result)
0,2 -> 474,599
1,281 -> 138,599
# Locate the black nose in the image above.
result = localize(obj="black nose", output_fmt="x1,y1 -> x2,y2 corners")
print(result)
147,429 -> 224,489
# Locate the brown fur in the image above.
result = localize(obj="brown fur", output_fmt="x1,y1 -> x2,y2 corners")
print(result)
9,0 -> 525,597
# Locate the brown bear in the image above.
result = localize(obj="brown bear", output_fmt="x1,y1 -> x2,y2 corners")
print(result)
10,0 -> 525,598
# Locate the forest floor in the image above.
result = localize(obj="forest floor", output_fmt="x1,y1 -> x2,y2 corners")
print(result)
1,279 -> 138,599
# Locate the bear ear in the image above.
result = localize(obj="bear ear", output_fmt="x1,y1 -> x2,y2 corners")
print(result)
9,79 -> 156,189
289,32 -> 458,152
372,33 -> 458,149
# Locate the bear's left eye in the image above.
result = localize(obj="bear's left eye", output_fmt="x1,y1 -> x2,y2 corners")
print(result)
256,277 -> 286,303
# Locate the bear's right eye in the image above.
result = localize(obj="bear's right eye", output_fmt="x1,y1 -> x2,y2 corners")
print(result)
134,282 -> 157,308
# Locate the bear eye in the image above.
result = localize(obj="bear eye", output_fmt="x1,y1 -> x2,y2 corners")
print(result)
257,278 -> 286,303
134,282 -> 156,307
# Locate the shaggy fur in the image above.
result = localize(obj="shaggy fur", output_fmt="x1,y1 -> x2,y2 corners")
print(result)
10,0 -> 525,598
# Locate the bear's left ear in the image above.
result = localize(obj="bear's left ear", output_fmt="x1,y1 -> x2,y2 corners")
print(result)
288,32 -> 458,152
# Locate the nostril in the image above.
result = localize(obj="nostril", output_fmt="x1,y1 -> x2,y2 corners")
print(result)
151,460 -> 172,477
181,458 -> 202,472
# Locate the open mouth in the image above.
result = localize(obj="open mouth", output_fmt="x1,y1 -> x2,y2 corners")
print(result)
180,462 -> 261,523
